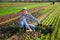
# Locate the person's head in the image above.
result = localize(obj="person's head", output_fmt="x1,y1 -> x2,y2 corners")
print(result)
21,7 -> 28,15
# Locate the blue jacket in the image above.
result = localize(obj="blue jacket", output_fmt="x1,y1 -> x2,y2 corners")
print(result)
20,12 -> 39,24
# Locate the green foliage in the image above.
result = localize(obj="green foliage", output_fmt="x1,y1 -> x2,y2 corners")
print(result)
39,5 -> 60,40
0,3 -> 49,16
39,3 -> 58,14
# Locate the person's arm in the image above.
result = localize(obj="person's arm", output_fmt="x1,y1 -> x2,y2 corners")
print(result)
29,13 -> 39,24
23,19 -> 31,30
20,13 -> 25,21
20,13 -> 32,30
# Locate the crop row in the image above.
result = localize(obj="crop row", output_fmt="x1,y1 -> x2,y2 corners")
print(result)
38,5 -> 60,40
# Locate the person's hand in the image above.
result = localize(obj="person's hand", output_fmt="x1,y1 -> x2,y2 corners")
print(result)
37,23 -> 43,27
36,23 -> 40,27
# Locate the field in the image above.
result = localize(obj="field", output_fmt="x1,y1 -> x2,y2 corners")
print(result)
0,2 -> 49,16
0,2 -> 60,40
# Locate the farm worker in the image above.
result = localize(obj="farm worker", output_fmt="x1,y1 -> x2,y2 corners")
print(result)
19,7 -> 40,32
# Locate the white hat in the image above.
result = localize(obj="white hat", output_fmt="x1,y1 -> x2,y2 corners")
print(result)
22,7 -> 27,10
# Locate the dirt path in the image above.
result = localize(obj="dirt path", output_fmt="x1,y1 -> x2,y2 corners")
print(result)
0,5 -> 49,25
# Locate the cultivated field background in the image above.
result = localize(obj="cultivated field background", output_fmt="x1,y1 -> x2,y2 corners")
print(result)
0,2 -> 60,40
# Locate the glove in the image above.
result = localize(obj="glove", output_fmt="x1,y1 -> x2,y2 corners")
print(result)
36,23 -> 41,27
37,23 -> 43,26
37,21 -> 43,26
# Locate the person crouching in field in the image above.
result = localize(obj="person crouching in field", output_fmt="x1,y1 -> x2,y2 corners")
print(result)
19,7 -> 40,32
